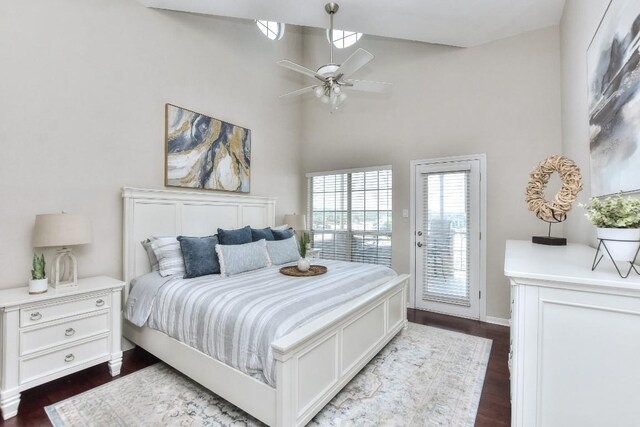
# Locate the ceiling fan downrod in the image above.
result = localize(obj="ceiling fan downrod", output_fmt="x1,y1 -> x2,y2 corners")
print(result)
325,2 -> 339,65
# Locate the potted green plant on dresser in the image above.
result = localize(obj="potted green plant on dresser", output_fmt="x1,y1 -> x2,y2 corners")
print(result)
582,193 -> 640,261
29,253 -> 48,294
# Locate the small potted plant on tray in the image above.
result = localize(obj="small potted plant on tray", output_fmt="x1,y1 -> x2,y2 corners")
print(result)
29,253 -> 48,294
297,232 -> 311,272
581,193 -> 640,261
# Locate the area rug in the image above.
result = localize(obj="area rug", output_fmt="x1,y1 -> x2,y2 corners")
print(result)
46,323 -> 491,427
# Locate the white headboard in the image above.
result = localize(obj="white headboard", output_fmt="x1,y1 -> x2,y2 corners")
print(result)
122,187 -> 276,293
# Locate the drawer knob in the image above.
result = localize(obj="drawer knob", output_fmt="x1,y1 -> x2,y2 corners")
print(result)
64,353 -> 75,363
95,299 -> 105,307
30,312 -> 42,321
65,328 -> 76,337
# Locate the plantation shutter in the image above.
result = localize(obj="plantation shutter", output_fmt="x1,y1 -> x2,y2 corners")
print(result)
422,168 -> 471,306
307,166 -> 392,267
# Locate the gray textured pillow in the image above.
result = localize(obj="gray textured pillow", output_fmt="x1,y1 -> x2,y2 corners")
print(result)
141,239 -> 159,271
215,239 -> 271,277
266,236 -> 300,265
149,236 -> 185,277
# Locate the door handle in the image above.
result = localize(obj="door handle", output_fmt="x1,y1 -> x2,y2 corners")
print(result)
417,242 -> 423,247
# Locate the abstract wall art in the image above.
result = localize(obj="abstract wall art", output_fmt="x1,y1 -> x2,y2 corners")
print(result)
588,0 -> 640,196
165,104 -> 251,193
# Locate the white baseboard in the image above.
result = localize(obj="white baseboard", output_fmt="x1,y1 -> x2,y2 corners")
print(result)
485,316 -> 511,326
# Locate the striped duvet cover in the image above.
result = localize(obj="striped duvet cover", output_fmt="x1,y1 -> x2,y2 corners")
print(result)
125,260 -> 397,387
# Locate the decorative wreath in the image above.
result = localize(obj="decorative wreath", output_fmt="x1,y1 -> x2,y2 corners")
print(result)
525,155 -> 583,222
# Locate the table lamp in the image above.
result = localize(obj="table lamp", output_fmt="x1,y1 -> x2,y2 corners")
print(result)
283,214 -> 307,232
33,212 -> 92,288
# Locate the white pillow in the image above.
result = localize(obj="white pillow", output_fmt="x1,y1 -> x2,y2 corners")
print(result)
140,239 -> 159,271
266,236 -> 300,265
215,239 -> 271,277
149,236 -> 185,277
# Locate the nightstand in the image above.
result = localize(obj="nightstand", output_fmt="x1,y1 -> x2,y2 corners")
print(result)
0,276 -> 124,420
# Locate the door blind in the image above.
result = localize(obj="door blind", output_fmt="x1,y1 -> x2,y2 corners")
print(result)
422,170 -> 471,306
308,168 -> 392,267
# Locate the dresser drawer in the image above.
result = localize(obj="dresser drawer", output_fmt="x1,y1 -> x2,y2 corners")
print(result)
20,293 -> 110,327
20,311 -> 110,356
20,336 -> 110,385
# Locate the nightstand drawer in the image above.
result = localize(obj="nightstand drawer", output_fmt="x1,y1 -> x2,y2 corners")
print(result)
20,336 -> 110,385
20,311 -> 110,356
20,293 -> 110,327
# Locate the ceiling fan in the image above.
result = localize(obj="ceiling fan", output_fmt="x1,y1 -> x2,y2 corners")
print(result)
277,2 -> 391,111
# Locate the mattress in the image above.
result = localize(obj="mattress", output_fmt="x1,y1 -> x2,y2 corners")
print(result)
124,260 -> 397,387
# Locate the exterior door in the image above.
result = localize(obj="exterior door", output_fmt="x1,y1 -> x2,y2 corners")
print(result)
414,159 -> 481,319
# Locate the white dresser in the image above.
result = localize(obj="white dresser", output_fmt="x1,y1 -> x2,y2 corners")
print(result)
505,240 -> 640,427
0,276 -> 124,420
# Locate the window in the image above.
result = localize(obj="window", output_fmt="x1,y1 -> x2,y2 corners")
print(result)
307,167 -> 392,267
326,29 -> 362,49
255,20 -> 285,41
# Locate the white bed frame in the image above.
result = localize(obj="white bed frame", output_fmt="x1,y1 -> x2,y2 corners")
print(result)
121,187 -> 409,427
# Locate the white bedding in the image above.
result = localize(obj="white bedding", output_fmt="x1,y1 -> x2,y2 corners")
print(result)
124,260 -> 397,387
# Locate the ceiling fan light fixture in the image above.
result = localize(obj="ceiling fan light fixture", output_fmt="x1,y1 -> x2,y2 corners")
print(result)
276,2 -> 391,111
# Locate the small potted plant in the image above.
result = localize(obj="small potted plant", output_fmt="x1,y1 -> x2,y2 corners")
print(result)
581,193 -> 640,261
29,253 -> 48,294
297,232 -> 311,272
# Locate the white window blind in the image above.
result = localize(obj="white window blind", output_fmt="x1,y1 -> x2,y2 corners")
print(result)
308,168 -> 392,267
422,170 -> 470,306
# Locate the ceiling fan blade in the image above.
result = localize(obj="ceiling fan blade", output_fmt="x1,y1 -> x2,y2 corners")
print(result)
336,48 -> 374,79
277,60 -> 326,82
279,86 -> 317,99
345,79 -> 392,93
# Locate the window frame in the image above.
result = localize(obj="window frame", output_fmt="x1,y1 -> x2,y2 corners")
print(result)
255,20 -> 285,41
306,165 -> 392,267
326,29 -> 363,49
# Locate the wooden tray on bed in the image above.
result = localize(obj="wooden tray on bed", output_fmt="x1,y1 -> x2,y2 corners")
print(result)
279,265 -> 328,277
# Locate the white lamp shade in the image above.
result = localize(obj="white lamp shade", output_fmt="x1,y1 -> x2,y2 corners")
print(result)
283,214 -> 307,231
33,213 -> 93,247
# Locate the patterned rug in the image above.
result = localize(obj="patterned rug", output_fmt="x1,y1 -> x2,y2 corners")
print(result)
46,323 -> 491,427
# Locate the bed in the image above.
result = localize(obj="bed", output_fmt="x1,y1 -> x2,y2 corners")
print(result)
121,187 -> 409,427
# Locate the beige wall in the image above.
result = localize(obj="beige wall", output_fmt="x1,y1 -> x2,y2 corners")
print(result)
0,0 -> 304,287
301,27 -> 563,319
559,0 -> 613,245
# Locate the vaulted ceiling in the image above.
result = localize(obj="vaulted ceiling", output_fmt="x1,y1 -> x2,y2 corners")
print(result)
138,0 -> 566,47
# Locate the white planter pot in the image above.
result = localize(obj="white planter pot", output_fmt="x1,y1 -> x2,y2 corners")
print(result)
28,278 -> 48,295
597,228 -> 640,262
297,258 -> 311,272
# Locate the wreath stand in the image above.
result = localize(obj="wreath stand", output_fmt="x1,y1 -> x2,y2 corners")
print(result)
532,211 -> 567,246
525,155 -> 583,247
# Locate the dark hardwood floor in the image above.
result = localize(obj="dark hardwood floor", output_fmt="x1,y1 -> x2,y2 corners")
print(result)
2,310 -> 510,426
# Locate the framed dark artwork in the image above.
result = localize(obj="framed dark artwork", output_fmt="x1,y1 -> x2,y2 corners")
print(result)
588,0 -> 640,196
165,104 -> 251,193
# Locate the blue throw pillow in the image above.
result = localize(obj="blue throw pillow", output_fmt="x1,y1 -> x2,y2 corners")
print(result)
251,227 -> 274,242
217,225 -> 252,245
272,227 -> 295,240
177,235 -> 220,278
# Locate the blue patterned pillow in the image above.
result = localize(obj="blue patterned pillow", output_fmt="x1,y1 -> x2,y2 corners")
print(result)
215,239 -> 271,276
251,227 -> 275,242
217,226 -> 252,245
272,227 -> 295,240
266,236 -> 300,265
177,235 -> 220,278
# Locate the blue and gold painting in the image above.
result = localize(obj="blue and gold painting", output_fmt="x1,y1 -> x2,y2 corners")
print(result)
165,104 -> 251,193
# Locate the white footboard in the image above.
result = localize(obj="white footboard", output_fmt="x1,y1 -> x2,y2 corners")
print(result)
273,274 -> 409,427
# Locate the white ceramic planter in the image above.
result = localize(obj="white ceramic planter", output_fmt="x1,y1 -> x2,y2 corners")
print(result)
597,228 -> 640,261
297,258 -> 311,272
28,278 -> 48,295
